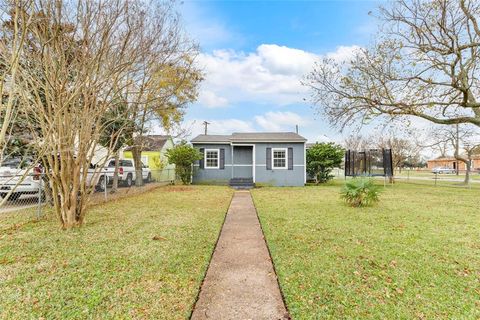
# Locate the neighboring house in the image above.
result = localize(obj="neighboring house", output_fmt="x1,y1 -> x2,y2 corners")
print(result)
123,135 -> 175,181
427,155 -> 480,171
191,132 -> 307,187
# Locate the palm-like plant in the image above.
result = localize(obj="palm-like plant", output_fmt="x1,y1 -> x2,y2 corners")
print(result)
340,178 -> 380,207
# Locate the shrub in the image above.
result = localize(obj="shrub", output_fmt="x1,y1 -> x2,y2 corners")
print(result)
306,142 -> 344,184
340,178 -> 380,207
166,141 -> 202,185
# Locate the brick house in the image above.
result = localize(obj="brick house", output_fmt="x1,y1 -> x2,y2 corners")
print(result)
427,155 -> 480,171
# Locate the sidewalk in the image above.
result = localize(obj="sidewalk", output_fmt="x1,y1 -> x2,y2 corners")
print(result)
191,191 -> 289,320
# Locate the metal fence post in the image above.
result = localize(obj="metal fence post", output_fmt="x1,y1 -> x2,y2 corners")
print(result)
36,177 -> 42,219
104,173 -> 107,201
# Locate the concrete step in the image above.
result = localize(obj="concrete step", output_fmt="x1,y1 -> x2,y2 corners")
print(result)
229,178 -> 254,188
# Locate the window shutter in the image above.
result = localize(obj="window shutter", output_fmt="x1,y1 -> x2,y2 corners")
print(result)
219,148 -> 225,169
199,148 -> 204,169
288,147 -> 293,170
266,147 -> 272,170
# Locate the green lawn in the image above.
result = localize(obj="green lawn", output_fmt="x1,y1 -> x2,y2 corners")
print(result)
0,185 -> 233,319
252,182 -> 480,319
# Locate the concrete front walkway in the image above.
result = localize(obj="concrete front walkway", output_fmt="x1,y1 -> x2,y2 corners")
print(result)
191,191 -> 289,320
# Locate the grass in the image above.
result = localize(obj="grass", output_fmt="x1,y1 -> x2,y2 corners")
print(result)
252,182 -> 480,319
392,175 -> 480,190
0,185 -> 233,319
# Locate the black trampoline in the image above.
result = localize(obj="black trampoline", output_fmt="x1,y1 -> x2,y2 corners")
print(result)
345,149 -> 393,177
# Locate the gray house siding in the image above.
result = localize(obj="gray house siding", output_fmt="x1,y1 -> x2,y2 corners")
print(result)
192,141 -> 305,187
192,144 -> 232,185
254,143 -> 305,187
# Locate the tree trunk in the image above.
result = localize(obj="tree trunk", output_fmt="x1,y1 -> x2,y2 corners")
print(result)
389,175 -> 394,184
111,151 -> 120,193
132,146 -> 144,187
464,160 -> 471,185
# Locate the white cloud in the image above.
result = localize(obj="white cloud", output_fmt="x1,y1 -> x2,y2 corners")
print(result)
254,111 -> 309,131
257,44 -> 319,76
183,110 -> 311,138
188,118 -> 256,136
326,45 -> 362,62
197,90 -> 229,108
196,44 -> 361,107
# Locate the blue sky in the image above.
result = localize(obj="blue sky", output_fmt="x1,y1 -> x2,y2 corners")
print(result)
170,0 -> 383,142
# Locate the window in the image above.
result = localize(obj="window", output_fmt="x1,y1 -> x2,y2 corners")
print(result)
120,160 -> 133,167
205,149 -> 219,169
272,148 -> 287,169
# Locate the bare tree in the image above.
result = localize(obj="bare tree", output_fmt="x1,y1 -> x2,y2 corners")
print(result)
344,131 -> 420,173
305,0 -> 480,131
10,0 -> 195,228
0,1 -> 33,161
125,53 -> 202,187
374,133 -> 420,173
423,124 -> 480,184
343,134 -> 368,151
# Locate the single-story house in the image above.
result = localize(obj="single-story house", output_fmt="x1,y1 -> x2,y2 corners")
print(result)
124,135 -> 175,181
191,132 -> 307,187
427,155 -> 480,171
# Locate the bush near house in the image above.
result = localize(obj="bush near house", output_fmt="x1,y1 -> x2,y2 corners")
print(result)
166,142 -> 202,184
306,142 -> 344,184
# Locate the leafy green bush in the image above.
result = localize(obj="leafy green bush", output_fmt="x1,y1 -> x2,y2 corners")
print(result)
340,178 -> 381,207
306,142 -> 344,184
166,141 -> 202,184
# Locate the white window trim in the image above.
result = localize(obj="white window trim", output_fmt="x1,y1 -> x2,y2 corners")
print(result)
272,148 -> 288,170
205,148 -> 220,169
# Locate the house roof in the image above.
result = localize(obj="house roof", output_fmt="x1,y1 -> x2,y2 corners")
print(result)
191,134 -> 231,143
428,155 -> 480,162
125,135 -> 172,152
191,132 -> 307,144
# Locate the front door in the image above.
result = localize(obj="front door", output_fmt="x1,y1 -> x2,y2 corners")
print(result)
232,146 -> 253,179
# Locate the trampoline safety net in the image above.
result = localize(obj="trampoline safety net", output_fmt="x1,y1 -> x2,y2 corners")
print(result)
345,149 -> 393,177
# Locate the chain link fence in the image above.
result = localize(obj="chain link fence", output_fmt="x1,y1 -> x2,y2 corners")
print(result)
0,171 -> 45,217
0,168 -> 176,216
331,167 -> 480,189
393,168 -> 480,189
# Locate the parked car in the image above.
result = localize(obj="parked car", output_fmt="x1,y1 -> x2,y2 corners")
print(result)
101,159 -> 152,187
0,155 -> 109,202
141,162 -> 152,183
431,167 -> 456,174
0,158 -> 43,201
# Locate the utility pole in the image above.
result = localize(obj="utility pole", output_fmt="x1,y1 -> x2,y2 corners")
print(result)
295,124 -> 298,134
203,121 -> 210,135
